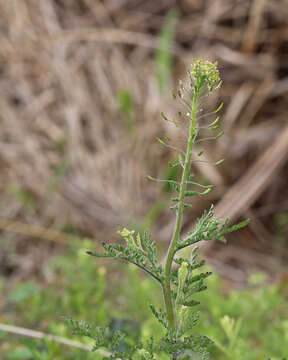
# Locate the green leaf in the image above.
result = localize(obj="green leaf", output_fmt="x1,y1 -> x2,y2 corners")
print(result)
136,233 -> 143,250
181,299 -> 200,307
175,205 -> 242,250
186,271 -> 212,286
149,304 -> 168,330
223,219 -> 250,234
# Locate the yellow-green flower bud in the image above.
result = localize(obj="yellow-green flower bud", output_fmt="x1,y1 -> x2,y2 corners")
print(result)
178,261 -> 189,290
177,305 -> 200,336
117,228 -> 137,250
175,262 -> 189,310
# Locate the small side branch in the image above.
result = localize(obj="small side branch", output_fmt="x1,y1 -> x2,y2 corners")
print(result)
130,261 -> 163,284
87,252 -> 162,284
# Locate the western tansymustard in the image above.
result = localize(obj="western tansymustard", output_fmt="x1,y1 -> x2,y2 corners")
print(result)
68,59 -> 249,360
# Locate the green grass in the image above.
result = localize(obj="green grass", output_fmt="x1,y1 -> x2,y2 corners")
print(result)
155,9 -> 178,94
1,240 -> 287,359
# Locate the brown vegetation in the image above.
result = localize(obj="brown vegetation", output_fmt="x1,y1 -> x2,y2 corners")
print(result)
0,0 -> 288,281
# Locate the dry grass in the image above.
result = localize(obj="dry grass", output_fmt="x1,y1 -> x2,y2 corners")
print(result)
0,0 -> 288,279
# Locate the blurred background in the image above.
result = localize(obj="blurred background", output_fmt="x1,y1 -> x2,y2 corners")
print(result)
0,0 -> 288,359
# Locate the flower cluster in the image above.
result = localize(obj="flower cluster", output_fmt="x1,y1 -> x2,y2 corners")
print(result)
189,58 -> 221,92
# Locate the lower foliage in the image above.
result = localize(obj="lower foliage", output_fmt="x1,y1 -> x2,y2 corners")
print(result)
1,244 -> 288,359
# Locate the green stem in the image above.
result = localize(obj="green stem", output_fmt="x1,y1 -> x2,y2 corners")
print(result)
163,91 -> 199,334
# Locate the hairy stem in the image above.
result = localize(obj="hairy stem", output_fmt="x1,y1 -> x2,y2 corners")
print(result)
163,91 -> 199,335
